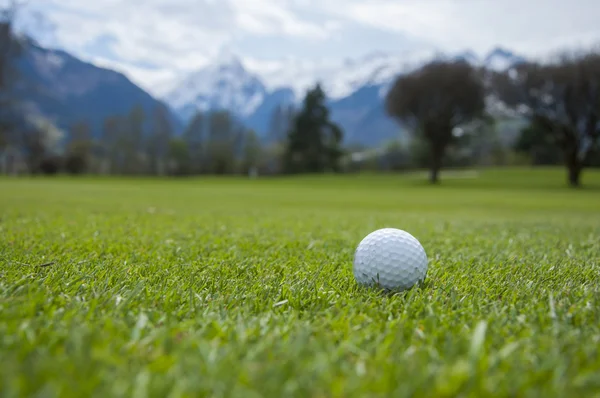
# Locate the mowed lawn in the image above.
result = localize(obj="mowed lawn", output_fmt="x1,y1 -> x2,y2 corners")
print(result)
1,168 -> 600,397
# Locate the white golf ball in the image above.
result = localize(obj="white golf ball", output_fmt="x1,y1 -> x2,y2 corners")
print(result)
353,228 -> 428,291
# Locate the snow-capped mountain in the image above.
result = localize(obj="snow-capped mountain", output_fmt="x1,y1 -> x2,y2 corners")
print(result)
253,49 -> 441,102
241,47 -> 521,103
165,49 -> 267,122
484,48 -> 527,71
163,46 -> 527,147
8,41 -> 529,151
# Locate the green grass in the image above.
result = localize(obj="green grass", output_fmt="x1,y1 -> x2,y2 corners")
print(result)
1,167 -> 600,397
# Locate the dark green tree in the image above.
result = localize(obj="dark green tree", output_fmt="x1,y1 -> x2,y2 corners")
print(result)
284,83 -> 343,173
385,60 -> 486,183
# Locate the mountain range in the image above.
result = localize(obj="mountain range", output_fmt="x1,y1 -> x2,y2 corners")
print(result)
12,42 -> 183,140
164,46 -> 525,146
11,42 -> 527,148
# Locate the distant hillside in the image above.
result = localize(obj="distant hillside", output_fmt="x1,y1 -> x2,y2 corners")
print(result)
14,42 -> 183,139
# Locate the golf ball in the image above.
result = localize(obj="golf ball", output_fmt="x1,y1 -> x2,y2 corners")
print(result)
353,228 -> 428,291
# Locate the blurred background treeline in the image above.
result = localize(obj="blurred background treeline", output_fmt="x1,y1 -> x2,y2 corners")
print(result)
0,3 -> 598,187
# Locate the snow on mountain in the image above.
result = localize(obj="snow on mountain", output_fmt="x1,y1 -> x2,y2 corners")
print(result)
163,46 -> 527,146
252,49 -> 440,102
483,47 -> 526,71
246,47 -> 522,103
164,47 -> 525,121
164,50 -> 267,119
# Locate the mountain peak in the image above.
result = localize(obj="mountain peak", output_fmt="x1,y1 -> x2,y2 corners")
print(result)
484,46 -> 526,71
486,46 -> 515,59
453,50 -> 479,65
164,47 -> 266,119
214,46 -> 243,68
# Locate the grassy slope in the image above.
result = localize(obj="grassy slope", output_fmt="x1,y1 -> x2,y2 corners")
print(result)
1,168 -> 599,397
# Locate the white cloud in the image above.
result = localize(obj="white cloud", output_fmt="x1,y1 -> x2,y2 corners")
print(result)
323,0 -> 600,57
28,0 -> 341,94
87,56 -> 178,97
39,0 -> 233,69
22,0 -> 600,96
231,0 -> 336,39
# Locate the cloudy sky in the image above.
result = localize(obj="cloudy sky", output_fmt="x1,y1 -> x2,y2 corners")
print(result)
17,0 -> 600,95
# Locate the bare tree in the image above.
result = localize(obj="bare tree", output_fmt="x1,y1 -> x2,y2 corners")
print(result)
147,104 -> 172,176
206,111 -> 239,174
122,105 -> 146,174
492,48 -> 600,187
19,124 -> 45,173
241,129 -> 262,175
182,111 -> 206,174
268,103 -> 295,144
385,60 -> 486,183
14,114 -> 63,173
100,115 -> 129,174
65,120 -> 92,174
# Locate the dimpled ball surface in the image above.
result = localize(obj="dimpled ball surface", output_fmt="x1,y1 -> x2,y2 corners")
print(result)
353,228 -> 428,291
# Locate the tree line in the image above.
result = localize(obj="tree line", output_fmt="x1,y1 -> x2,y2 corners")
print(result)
384,48 -> 600,186
48,85 -> 340,177
0,3 -> 598,187
0,3 -> 344,178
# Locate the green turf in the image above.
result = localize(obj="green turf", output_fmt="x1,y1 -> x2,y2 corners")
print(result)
1,167 -> 600,397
